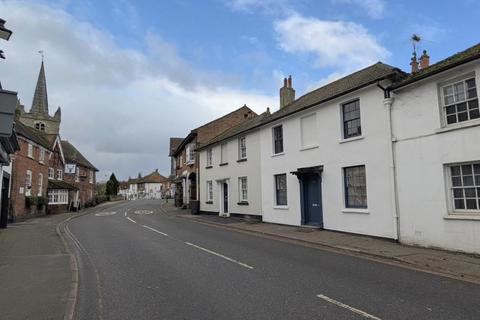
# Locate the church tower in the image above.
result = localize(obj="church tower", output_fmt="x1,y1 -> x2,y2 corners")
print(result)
16,59 -> 61,134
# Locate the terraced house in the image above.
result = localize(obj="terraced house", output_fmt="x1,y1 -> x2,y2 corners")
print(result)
169,105 -> 256,209
196,42 -> 480,254
9,60 -> 97,219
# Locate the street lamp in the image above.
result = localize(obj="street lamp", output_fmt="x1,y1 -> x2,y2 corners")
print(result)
0,19 -> 12,41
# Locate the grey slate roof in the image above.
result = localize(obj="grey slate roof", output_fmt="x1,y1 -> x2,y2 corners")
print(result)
390,43 -> 480,90
61,140 -> 98,171
200,62 -> 402,149
48,179 -> 78,190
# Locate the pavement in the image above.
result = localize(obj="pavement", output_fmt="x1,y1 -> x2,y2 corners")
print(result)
0,201 -> 124,320
68,199 -> 479,319
168,203 -> 480,284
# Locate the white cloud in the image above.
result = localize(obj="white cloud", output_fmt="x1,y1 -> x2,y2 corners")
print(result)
0,1 -> 275,180
332,0 -> 385,19
274,13 -> 390,72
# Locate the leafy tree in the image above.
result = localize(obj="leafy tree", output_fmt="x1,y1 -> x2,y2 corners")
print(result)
105,173 -> 119,196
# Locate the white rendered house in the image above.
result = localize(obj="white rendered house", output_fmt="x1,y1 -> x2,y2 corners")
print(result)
198,113 -> 267,217
390,45 -> 480,253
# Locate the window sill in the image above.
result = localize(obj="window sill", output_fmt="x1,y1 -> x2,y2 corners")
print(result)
219,162 -> 228,167
272,152 -> 285,158
341,208 -> 369,214
205,166 -> 213,169
339,135 -> 364,144
237,201 -> 249,205
237,158 -> 247,163
436,119 -> 480,134
444,214 -> 480,221
273,205 -> 289,210
205,201 -> 213,204
300,145 -> 319,151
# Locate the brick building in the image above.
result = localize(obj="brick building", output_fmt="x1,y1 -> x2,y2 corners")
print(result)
170,105 -> 256,208
10,60 -> 97,219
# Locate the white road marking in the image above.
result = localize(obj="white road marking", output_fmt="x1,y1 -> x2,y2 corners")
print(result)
95,211 -> 116,217
124,211 -> 127,217
142,225 -> 169,237
185,242 -> 254,270
126,217 -> 137,224
316,294 -> 382,320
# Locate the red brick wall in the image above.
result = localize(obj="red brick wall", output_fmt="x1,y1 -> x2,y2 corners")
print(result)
196,106 -> 255,144
63,164 -> 96,205
10,138 -> 49,220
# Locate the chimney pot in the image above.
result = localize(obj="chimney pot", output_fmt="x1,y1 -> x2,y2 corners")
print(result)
410,52 -> 419,73
288,75 -> 292,88
283,78 -> 287,87
419,49 -> 430,70
279,75 -> 295,109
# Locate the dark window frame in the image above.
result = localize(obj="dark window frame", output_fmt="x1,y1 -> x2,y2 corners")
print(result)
342,99 -> 362,139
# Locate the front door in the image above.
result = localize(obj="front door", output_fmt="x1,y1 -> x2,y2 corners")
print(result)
223,182 -> 228,214
302,174 -> 323,227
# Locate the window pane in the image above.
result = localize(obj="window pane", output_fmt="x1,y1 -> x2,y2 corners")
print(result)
466,199 -> 478,210
457,102 -> 467,112
468,88 -> 477,99
344,166 -> 367,208
466,78 -> 476,89
465,188 -> 476,197
443,85 -> 453,96
447,114 -> 457,124
452,176 -> 462,187
343,100 -> 361,139
462,165 -> 473,175
474,164 -> 480,174
470,108 -> 480,120
453,188 -> 464,198
458,112 -> 468,122
454,199 -> 465,209
444,95 -> 454,105
463,176 -> 474,186
446,105 -> 456,114
451,166 -> 461,176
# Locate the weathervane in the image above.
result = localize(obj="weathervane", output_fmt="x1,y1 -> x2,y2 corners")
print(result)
38,50 -> 44,61
411,34 -> 421,55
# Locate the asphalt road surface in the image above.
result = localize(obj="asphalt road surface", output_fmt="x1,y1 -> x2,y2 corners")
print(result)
65,200 -> 480,320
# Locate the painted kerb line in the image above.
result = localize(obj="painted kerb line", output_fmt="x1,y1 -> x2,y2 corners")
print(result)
316,294 -> 382,320
185,242 -> 254,270
142,225 -> 168,237
126,217 -> 137,224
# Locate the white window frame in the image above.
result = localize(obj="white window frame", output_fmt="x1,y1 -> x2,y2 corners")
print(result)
48,167 -> 55,179
343,165 -> 368,209
446,161 -> 480,214
238,177 -> 248,202
39,148 -> 45,163
206,180 -> 213,202
48,189 -> 69,205
274,173 -> 288,206
238,137 -> 247,160
206,148 -> 213,167
75,167 -> 80,182
57,169 -> 63,180
89,170 -> 94,184
25,170 -> 32,196
440,75 -> 479,126
37,173 -> 43,196
27,143 -> 33,158
186,143 -> 196,164
272,125 -> 284,155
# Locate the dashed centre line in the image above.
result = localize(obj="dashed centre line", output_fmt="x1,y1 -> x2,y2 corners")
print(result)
316,294 -> 382,320
185,241 -> 254,270
142,225 -> 169,237
126,217 -> 137,224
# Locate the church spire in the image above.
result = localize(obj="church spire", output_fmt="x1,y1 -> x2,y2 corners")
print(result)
30,60 -> 49,115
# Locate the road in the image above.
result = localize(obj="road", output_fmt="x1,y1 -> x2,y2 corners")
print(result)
65,200 -> 480,320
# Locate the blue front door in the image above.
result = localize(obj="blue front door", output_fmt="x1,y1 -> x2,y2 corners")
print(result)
302,174 -> 323,227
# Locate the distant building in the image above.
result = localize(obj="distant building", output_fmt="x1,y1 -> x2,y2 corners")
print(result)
121,170 -> 168,200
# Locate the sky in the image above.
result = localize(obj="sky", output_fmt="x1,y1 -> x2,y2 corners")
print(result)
0,0 -> 479,181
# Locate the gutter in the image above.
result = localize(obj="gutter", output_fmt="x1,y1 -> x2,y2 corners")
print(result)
389,54 -> 480,90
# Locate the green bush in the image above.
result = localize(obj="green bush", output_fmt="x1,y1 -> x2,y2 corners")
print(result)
36,196 -> 47,209
95,195 -> 108,204
25,196 -> 37,208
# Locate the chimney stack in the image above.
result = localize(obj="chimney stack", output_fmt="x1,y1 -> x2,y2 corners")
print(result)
410,52 -> 419,73
280,75 -> 295,109
419,50 -> 429,69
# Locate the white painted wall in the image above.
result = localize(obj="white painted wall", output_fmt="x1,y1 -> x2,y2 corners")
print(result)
144,182 -> 162,199
259,85 -> 397,238
392,61 -> 480,253
199,130 -> 262,216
